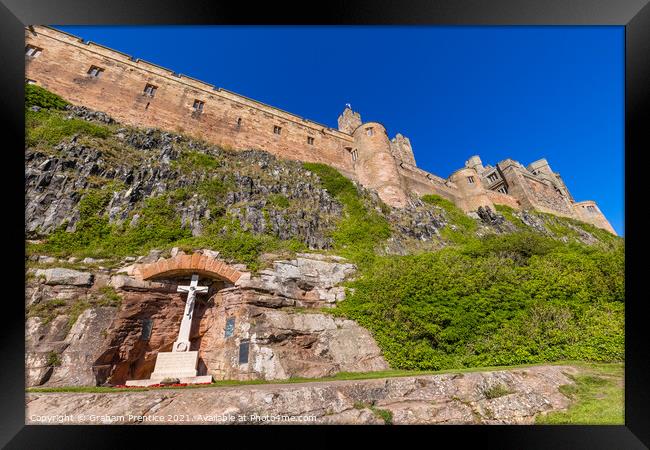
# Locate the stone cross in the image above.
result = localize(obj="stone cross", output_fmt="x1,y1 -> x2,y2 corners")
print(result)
173,274 -> 208,352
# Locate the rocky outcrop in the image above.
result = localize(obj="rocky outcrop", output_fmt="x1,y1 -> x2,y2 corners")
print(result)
25,364 -> 579,425
26,252 -> 386,387
25,116 -> 343,249
236,253 -> 356,306
34,268 -> 94,286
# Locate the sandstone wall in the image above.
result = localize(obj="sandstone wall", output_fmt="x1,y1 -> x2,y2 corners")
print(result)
25,26 -> 357,180
499,161 -> 576,218
397,163 -> 461,203
573,201 -> 617,235
486,190 -> 521,209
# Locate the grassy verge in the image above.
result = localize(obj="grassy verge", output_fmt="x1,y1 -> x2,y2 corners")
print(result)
27,360 -> 606,394
536,362 -> 624,424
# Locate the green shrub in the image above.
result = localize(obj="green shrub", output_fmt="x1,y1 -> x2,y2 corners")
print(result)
303,162 -> 391,268
335,233 -> 624,371
25,83 -> 69,110
46,351 -> 62,367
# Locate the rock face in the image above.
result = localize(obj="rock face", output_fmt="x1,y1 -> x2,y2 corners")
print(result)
25,364 -> 578,425
26,252 -> 387,387
34,268 -> 94,286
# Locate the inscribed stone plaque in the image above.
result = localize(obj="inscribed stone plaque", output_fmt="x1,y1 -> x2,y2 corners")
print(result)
224,318 -> 235,338
140,319 -> 153,341
238,340 -> 249,364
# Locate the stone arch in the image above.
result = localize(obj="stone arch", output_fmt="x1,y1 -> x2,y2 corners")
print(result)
134,252 -> 242,283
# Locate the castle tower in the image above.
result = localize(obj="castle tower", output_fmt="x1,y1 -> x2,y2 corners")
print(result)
337,106 -> 362,134
448,167 -> 495,212
573,201 -> 617,235
353,122 -> 409,208
465,155 -> 484,173
390,133 -> 416,166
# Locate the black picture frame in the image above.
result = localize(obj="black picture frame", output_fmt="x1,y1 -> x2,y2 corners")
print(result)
1,0 -> 647,447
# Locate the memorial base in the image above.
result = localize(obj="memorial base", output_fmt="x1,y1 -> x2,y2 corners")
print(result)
125,350 -> 212,386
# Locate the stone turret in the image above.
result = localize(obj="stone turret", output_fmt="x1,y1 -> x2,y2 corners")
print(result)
465,155 -> 484,173
448,167 -> 494,212
337,106 -> 362,135
390,133 -> 416,166
353,122 -> 409,208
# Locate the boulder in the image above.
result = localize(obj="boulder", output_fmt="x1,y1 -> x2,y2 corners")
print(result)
35,268 -> 94,286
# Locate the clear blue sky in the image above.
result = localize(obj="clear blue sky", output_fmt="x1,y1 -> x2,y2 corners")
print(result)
54,26 -> 624,235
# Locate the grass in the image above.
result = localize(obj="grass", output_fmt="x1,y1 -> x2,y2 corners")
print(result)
536,362 -> 624,424
26,360 -> 605,394
483,384 -> 513,399
421,194 -> 478,244
26,109 -> 112,148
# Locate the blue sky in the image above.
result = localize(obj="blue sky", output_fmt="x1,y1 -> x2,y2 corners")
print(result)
55,26 -> 624,235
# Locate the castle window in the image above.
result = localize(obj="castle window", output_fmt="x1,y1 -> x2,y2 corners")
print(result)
143,83 -> 157,97
236,118 -> 242,130
467,176 -> 475,184
25,79 -> 37,85
487,173 -> 499,183
25,45 -> 42,57
87,65 -> 104,77
497,186 -> 508,194
587,205 -> 596,213
274,125 -> 282,135
193,99 -> 205,112
351,149 -> 359,161
307,136 -> 314,145
366,127 -> 374,136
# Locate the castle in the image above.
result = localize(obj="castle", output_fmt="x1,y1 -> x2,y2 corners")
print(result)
24,25 -> 616,235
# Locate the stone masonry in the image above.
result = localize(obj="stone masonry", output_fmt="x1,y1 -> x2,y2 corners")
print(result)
24,25 -> 616,234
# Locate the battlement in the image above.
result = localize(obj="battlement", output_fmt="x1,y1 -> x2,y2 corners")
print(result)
24,25 -> 616,234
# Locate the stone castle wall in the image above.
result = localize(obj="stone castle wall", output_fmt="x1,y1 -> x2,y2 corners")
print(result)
25,26 -> 357,179
24,25 -> 617,234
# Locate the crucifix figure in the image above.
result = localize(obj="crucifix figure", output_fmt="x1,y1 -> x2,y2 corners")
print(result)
173,274 -> 209,352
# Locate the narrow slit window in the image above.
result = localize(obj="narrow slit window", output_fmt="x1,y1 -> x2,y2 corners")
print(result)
87,66 -> 104,77
25,45 -> 42,57
143,83 -> 157,97
351,149 -> 359,162
366,127 -> 374,136
307,136 -> 314,145
236,117 -> 242,130
273,125 -> 282,135
193,99 -> 205,112
487,173 -> 499,183
497,186 -> 508,194
467,176 -> 475,184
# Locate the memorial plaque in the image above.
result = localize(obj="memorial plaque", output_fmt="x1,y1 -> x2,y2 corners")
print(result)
238,339 -> 250,364
140,319 -> 153,341
224,318 -> 235,338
